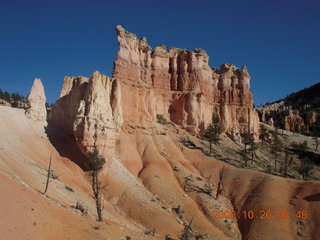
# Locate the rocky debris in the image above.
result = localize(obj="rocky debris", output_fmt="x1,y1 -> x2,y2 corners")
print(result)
25,78 -> 47,121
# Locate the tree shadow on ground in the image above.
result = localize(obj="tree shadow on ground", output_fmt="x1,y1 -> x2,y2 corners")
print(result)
303,193 -> 320,202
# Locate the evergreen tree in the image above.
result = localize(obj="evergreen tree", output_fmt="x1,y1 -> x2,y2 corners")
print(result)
3,91 -> 10,102
242,130 -> 252,153
259,125 -> 270,145
299,157 -> 312,180
248,137 -> 259,164
87,148 -> 106,222
0,88 -> 3,99
271,131 -> 283,171
313,136 -> 319,151
203,114 -> 221,154
238,148 -> 249,167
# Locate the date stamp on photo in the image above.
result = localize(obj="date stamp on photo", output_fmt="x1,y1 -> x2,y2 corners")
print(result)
211,210 -> 308,220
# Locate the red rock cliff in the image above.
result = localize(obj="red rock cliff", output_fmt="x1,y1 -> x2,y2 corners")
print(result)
113,25 -> 259,136
50,25 -> 259,155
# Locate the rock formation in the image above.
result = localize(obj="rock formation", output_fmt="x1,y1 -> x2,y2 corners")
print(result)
267,117 -> 274,127
113,25 -> 259,134
25,78 -> 47,121
284,110 -> 305,132
257,82 -> 320,134
50,72 -> 123,156
50,25 -> 259,156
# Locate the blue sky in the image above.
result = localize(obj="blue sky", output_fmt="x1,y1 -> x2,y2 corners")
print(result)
0,0 -> 319,105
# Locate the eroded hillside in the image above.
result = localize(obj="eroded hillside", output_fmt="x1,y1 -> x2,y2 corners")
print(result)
1,26 -> 320,240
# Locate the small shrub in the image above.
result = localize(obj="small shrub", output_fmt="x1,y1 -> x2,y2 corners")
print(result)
92,225 -> 100,230
125,236 -> 131,240
196,177 -> 202,181
156,114 -> 168,125
144,228 -> 155,236
195,234 -> 205,240
173,205 -> 185,219
73,201 -> 88,216
65,185 -> 74,192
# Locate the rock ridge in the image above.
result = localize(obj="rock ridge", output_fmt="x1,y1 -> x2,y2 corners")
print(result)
50,25 -> 259,156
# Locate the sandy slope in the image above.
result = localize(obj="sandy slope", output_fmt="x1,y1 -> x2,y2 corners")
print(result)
0,106 -> 319,240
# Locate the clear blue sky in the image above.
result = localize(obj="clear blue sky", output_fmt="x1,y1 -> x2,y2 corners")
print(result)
0,0 -> 319,105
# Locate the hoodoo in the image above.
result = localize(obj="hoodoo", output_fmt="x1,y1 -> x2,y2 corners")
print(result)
25,78 -> 47,122
51,25 -> 259,156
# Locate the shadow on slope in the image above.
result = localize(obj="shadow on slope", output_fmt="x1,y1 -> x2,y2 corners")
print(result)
45,124 -> 88,170
303,193 -> 320,202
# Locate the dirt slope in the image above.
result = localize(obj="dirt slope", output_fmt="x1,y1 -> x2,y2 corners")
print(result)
0,105 -> 319,240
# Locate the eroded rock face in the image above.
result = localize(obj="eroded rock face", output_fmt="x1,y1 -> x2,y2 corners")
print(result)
113,25 -> 259,136
51,25 -> 259,156
284,110 -> 305,132
50,72 -> 123,156
25,78 -> 47,121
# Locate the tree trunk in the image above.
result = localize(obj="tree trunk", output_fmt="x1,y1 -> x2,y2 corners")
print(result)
251,150 -> 254,164
92,171 -> 103,222
216,167 -> 224,200
284,151 -> 288,177
274,153 -> 277,171
43,153 -> 52,194
96,194 -> 103,222
209,141 -> 212,154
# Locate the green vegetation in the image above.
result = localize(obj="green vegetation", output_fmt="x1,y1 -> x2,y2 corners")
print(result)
156,114 -> 169,125
86,148 -> 106,222
238,148 -> 249,167
313,136 -> 319,151
179,220 -> 193,240
259,125 -> 270,145
203,114 -> 221,154
0,88 -> 31,109
271,131 -> 283,171
299,157 -> 313,180
290,141 -> 308,155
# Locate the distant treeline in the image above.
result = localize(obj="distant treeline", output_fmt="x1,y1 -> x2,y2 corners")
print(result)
0,88 -> 28,108
259,82 -> 320,108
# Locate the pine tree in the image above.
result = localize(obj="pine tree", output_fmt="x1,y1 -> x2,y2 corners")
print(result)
299,157 -> 312,180
203,114 -> 221,154
3,91 -> 10,102
87,148 -> 106,222
271,132 -> 283,171
313,136 -> 319,151
238,148 -> 249,167
243,133 -> 259,164
259,125 -> 270,145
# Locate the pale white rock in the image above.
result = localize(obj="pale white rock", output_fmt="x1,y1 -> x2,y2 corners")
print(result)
25,78 -> 47,122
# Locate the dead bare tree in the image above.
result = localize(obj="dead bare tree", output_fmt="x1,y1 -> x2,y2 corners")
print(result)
216,167 -> 224,200
183,175 -> 193,191
179,219 -> 194,240
43,153 -> 52,195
